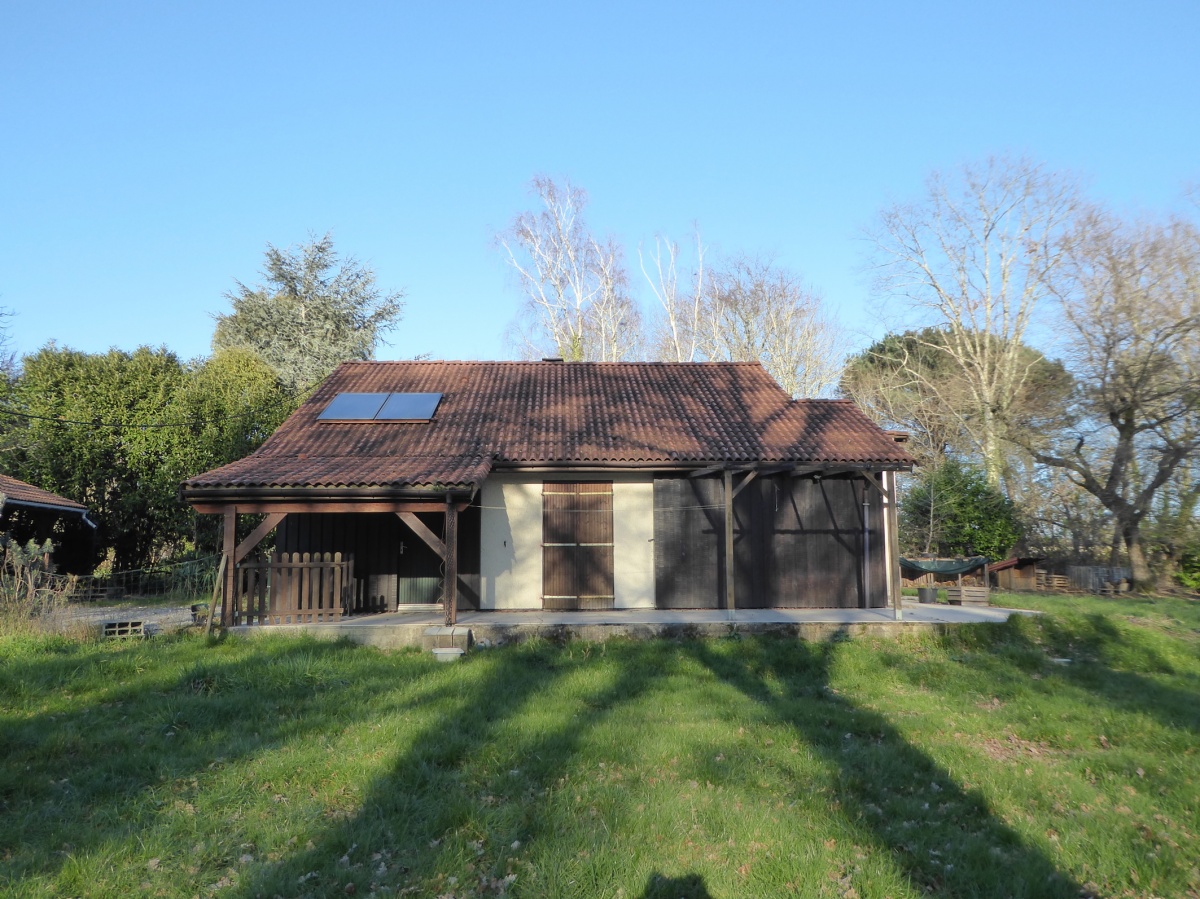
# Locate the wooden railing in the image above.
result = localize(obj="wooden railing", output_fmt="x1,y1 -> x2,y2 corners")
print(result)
230,552 -> 354,626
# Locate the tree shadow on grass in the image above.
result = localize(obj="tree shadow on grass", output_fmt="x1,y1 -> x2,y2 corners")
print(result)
230,639 -> 673,898
687,633 -> 1084,898
0,635 -> 467,889
940,613 -> 1200,736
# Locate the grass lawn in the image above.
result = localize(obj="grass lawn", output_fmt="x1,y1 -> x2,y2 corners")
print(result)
1,594 -> 1198,898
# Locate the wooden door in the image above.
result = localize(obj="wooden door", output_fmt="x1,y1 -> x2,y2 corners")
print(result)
542,482 -> 615,610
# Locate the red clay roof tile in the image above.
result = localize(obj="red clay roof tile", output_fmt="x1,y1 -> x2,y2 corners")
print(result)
184,361 -> 913,493
0,474 -> 88,512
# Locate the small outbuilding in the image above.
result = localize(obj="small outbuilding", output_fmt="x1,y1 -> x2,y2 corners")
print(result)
0,473 -> 97,574
182,361 -> 914,625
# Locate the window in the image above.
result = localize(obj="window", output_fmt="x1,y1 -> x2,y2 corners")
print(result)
542,481 -> 614,610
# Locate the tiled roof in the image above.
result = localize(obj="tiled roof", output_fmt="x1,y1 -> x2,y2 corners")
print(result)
0,474 -> 88,512
184,361 -> 913,493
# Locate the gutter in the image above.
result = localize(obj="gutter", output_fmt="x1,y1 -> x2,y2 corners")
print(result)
487,460 -> 915,473
3,497 -> 93,518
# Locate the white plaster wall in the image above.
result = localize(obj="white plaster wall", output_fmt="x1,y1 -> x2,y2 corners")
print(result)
480,477 -> 543,610
613,479 -> 655,608
479,472 -> 657,610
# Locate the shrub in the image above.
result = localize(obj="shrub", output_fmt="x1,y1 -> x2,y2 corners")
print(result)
1178,546 -> 1200,593
901,459 -> 1023,560
0,534 -> 79,637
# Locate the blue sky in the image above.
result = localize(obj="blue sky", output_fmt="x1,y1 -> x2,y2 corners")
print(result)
2,1 -> 1197,366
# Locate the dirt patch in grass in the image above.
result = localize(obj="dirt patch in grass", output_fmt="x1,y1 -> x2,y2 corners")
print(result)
976,732 -> 1056,762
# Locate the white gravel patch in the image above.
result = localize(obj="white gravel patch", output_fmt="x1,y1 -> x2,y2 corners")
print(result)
66,602 -> 205,634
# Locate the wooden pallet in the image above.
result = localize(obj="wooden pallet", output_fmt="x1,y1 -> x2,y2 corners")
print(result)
946,586 -> 990,606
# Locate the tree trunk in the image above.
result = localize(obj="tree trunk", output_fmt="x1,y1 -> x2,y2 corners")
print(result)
1123,524 -> 1153,593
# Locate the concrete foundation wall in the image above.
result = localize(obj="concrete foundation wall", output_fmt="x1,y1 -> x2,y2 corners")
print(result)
480,472 -> 656,610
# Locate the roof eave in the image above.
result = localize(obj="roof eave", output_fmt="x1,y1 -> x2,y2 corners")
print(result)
490,460 -> 915,474
182,484 -> 477,505
1,497 -> 90,515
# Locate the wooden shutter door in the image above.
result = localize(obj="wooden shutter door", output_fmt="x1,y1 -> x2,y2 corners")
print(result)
543,481 -> 614,610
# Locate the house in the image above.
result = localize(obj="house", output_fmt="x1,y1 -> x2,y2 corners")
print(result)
0,473 -> 97,574
182,361 -> 914,625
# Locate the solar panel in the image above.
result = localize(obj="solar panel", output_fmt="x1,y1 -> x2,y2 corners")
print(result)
317,393 -> 389,420
377,392 -> 442,420
318,392 -> 442,421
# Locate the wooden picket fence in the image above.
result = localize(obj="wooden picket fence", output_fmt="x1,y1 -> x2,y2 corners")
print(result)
230,551 -> 354,626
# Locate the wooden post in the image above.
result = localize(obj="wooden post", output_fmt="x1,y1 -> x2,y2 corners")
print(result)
886,471 -> 902,620
862,485 -> 871,610
444,495 -> 459,627
205,555 -> 226,635
221,506 -> 237,626
723,469 -> 735,613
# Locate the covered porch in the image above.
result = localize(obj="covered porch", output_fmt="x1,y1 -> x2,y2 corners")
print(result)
193,491 -> 476,628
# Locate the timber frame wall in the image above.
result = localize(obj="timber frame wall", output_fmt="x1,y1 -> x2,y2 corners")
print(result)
194,465 -> 903,623
192,495 -> 473,627
653,471 -> 901,613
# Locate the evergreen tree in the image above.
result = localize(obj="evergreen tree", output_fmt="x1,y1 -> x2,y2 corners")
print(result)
213,233 -> 405,394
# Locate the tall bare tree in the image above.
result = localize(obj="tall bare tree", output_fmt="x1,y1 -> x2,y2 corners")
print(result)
1021,208 -> 1200,590
869,156 -> 1080,485
696,254 -> 842,397
500,177 -> 642,361
639,230 -> 706,363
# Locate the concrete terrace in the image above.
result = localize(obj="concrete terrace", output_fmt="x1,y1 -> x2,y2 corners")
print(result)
229,601 -> 1037,651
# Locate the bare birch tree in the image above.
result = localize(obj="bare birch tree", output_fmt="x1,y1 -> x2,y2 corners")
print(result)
639,230 -> 706,362
697,254 -> 842,397
1020,208 -> 1200,590
869,156 -> 1080,485
500,177 -> 642,361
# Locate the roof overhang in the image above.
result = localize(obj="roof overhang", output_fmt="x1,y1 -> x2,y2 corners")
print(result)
184,484 -> 477,515
486,460 -> 914,476
0,496 -> 97,529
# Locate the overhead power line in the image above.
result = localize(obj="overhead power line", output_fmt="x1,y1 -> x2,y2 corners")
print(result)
0,404 -> 286,431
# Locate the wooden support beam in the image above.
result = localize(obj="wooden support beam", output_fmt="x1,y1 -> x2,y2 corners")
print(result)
861,484 -> 871,610
723,469 -> 735,612
221,506 -> 236,627
731,470 -> 758,499
859,470 -> 889,498
444,496 -> 459,627
754,464 -> 797,477
393,512 -> 474,605
689,465 -> 725,479
234,513 -> 286,565
885,471 -> 902,620
205,555 -> 226,636
396,512 -> 447,559
191,500 -> 465,515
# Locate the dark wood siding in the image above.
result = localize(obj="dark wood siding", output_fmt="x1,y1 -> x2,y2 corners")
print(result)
653,477 -> 724,609
542,482 -> 614,610
655,474 -> 886,610
275,501 -> 482,612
